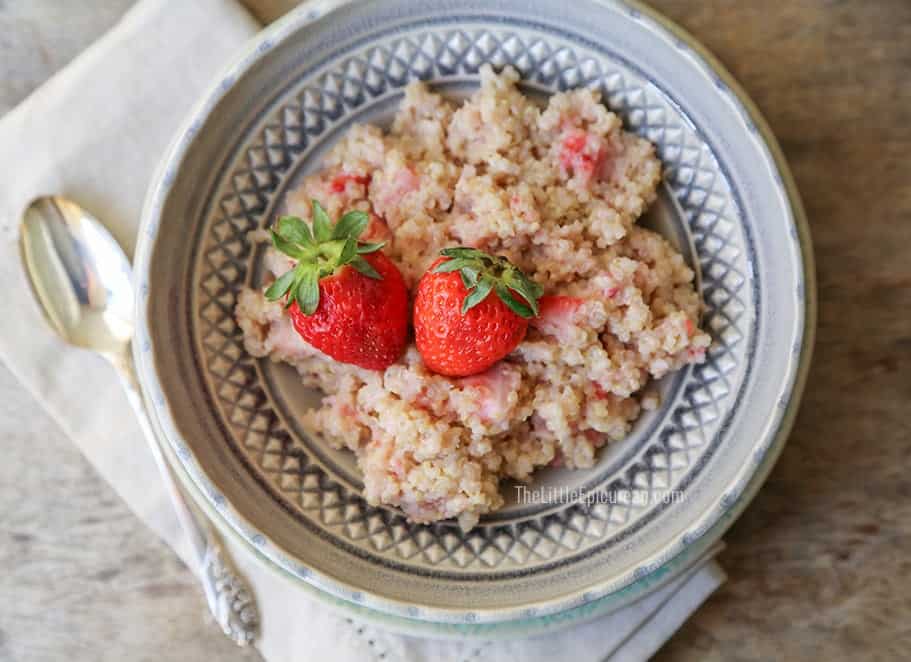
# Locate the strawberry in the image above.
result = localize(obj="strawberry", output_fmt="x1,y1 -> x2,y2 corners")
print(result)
413,248 -> 543,377
264,200 -> 408,370
559,128 -> 608,185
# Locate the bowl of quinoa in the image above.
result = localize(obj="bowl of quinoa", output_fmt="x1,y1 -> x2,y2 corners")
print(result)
135,0 -> 812,627
237,65 -> 711,530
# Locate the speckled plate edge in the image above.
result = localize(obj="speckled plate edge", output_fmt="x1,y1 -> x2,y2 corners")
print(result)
133,0 -> 816,626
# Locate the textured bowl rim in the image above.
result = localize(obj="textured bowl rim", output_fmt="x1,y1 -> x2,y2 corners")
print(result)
152,408 -> 724,640
134,0 -> 815,625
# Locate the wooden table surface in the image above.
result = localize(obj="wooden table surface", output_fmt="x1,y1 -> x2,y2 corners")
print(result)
1,1 -> 909,660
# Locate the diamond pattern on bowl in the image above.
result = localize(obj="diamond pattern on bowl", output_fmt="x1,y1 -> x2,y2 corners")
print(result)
192,27 -> 752,571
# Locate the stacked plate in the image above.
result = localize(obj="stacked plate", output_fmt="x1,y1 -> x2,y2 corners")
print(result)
134,0 -> 814,638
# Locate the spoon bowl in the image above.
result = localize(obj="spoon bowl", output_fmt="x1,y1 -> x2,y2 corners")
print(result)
19,196 -> 134,357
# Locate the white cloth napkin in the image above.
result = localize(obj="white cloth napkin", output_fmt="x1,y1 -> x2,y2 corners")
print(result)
0,1 -> 726,660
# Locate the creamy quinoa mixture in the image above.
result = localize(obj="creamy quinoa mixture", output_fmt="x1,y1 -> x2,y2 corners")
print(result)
236,65 -> 710,530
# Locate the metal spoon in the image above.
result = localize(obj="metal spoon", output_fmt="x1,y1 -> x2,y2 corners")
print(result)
19,196 -> 258,646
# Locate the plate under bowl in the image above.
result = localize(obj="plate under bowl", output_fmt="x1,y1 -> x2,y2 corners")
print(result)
135,0 -> 813,624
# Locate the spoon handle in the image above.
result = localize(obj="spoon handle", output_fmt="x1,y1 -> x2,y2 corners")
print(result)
111,347 -> 258,646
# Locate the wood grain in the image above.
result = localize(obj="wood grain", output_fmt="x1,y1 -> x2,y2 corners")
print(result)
1,1 -> 909,660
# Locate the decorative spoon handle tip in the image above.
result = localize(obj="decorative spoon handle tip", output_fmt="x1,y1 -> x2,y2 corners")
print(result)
115,348 -> 259,646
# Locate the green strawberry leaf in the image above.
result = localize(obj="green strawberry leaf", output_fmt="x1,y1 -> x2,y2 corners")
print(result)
356,241 -> 386,254
264,269 -> 297,301
339,236 -> 357,265
502,269 -> 540,316
512,268 -> 543,299
441,247 -> 489,261
350,255 -> 381,280
277,216 -> 313,245
494,282 -> 534,318
462,277 -> 493,313
333,210 -> 369,240
432,257 -> 473,273
296,265 -> 320,315
460,266 -> 480,287
311,200 -> 332,242
270,229 -> 304,259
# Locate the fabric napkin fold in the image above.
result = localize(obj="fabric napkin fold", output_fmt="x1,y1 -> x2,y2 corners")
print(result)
0,1 -> 725,660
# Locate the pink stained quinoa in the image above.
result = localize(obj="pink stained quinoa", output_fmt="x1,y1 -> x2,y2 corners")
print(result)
235,65 -> 711,530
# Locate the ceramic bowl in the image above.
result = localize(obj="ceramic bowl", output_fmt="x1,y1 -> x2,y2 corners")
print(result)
134,0 -> 814,625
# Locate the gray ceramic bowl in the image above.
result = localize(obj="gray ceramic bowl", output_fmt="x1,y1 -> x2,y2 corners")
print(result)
134,0 -> 814,625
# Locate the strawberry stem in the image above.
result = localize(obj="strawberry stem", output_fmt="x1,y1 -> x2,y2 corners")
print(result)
432,247 -> 543,318
264,200 -> 385,315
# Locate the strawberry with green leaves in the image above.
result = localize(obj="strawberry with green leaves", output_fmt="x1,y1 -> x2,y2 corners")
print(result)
413,248 -> 543,377
265,200 -> 408,371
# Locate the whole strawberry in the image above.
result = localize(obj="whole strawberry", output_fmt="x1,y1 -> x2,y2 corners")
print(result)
264,200 -> 408,370
413,248 -> 543,377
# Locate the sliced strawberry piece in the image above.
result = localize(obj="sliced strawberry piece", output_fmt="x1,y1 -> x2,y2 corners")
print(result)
549,448 -> 564,467
591,381 -> 610,400
531,295 -> 585,343
329,171 -> 371,193
362,212 -> 392,243
559,129 -> 608,185
460,363 -> 521,422
584,429 -> 608,448
685,318 -> 696,337
377,166 -> 420,210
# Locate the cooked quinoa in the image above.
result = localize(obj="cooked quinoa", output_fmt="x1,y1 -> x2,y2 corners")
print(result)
235,65 -> 711,530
